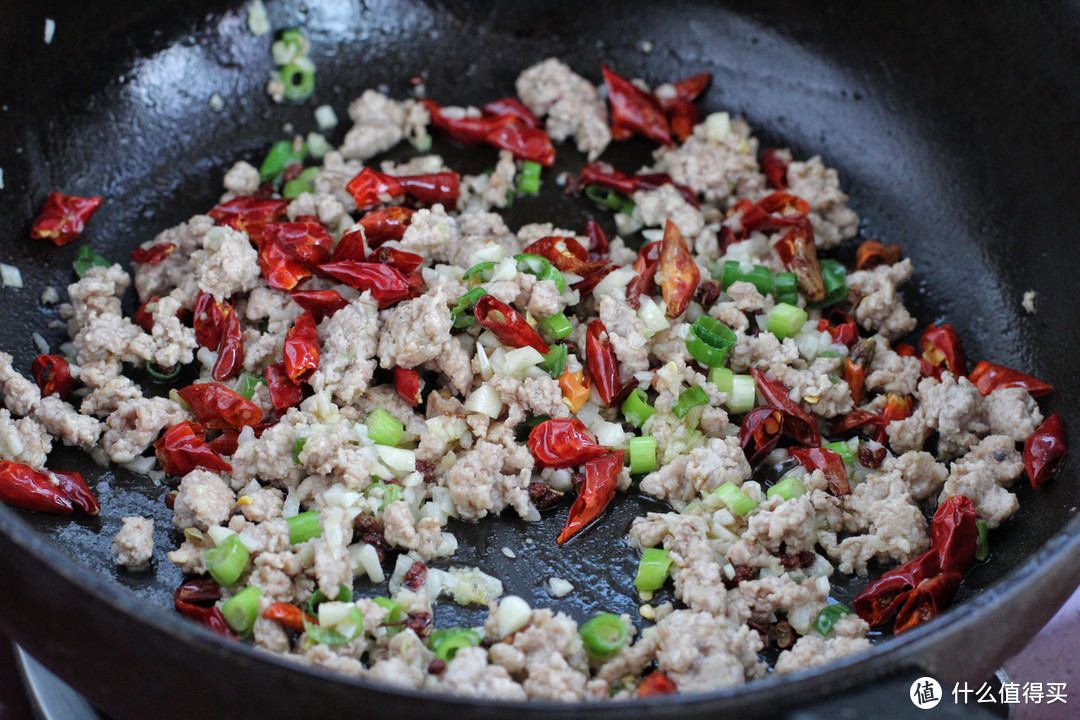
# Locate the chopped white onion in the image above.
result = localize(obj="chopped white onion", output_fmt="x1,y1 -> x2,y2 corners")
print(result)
489,256 -> 518,282
640,228 -> 664,243
704,112 -> 731,143
592,267 -> 636,299
495,595 -> 532,638
206,526 -> 236,546
318,601 -> 353,627
306,132 -> 332,159
594,421 -> 630,449
637,296 -> 670,335
1,264 -> 23,288
44,18 -> 55,44
314,104 -> 339,130
375,445 -> 416,475
468,241 -> 508,265
501,346 -> 544,378
246,0 -> 271,36
547,577 -> 574,598
463,384 -> 503,419
350,542 -> 385,582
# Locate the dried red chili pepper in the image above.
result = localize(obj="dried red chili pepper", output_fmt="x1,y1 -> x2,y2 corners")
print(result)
480,97 -> 540,127
572,264 -> 616,296
854,240 -> 903,271
370,246 -> 424,276
174,600 -> 237,639
774,224 -> 825,303
130,242 -> 176,265
265,362 -> 304,414
283,311 -> 320,383
602,66 -> 672,145
262,602 -> 314,633
424,99 -> 556,166
397,172 -> 462,210
739,407 -> 785,465
843,358 -> 868,406
1024,413 -> 1068,489
817,307 -> 859,347
969,360 -> 1053,398
583,219 -> 610,259
346,168 -> 404,211
212,308 -> 244,382
875,393 -> 914,445
290,289 -> 348,323
177,382 -> 262,431
0,461 -> 75,514
930,495 -> 979,574
46,470 -> 98,515
665,99 -> 699,143
893,572 -> 963,634
527,418 -> 609,469
790,447 -> 850,497
557,450 -> 624,544
579,162 -> 699,208
830,409 -> 887,436
30,354 -> 73,400
330,226 -> 367,262
358,206 -> 415,249
759,149 -> 790,190
638,672 -> 678,697
193,292 -> 228,350
853,551 -> 940,626
659,220 -> 700,318
393,367 -> 423,407
154,421 -> 232,476
751,369 -> 822,447
319,261 -> 412,308
207,196 -> 289,228
919,323 -> 967,377
256,237 -> 311,291
133,297 -> 158,332
473,295 -> 549,355
722,192 -> 812,249
585,319 -> 623,407
30,192 -> 104,246
896,342 -> 942,380
522,236 -> 589,272
174,577 -> 223,605
625,241 -> 662,310
207,422 -> 273,456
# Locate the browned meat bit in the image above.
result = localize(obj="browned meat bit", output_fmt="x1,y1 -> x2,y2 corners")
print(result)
354,514 -> 383,534
858,443 -> 887,469
528,482 -> 562,509
770,621 -> 795,649
427,658 -> 447,675
724,565 -> 756,588
402,560 -> 428,590
777,550 -> 817,570
360,532 -> 389,563
406,610 -> 432,637
696,279 -> 722,307
164,490 -> 177,509
415,459 -> 437,483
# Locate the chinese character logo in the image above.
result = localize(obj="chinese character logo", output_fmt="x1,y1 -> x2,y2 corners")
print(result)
911,677 -> 943,709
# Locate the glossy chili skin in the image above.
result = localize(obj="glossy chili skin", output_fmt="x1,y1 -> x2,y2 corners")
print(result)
759,148 -> 789,190
853,551 -> 939,626
527,418 -> 609,469
0,461 -> 75,514
480,97 -> 540,127
174,579 -> 237,639
919,323 -> 967,377
423,99 -> 555,166
638,672 -> 678,697
49,470 -> 100,515
602,66 -> 672,145
625,241 -> 661,310
969,360 -> 1054,398
774,224 -> 825,303
659,220 -> 700,318
207,196 -> 289,228
721,191 -> 810,248
893,572 -> 963,634
318,261 -> 412,308
207,422 -> 273,456
658,72 -> 711,141
750,369 -> 821,447
829,408 -> 887,436
262,602 -> 313,633
212,308 -> 244,382
739,407 -> 785,465
521,236 -> 589,272
473,295 -> 550,355
583,219 -> 610,259
1024,413 -> 1068,489
31,354 -> 73,400
265,362 -> 305,414
370,246 -> 424,276
30,192 -> 104,246
874,393 -> 914,444
346,167 -> 461,212
790,447 -> 850,497
579,162 -> 698,208
357,207 -> 415,249
393,367 -> 423,407
855,239 -> 903,271
176,382 -> 262,431
817,307 -> 859,348
154,421 -> 233,476
193,292 -> 228,350
584,319 -> 622,407
130,242 -> 176,264
930,495 -> 979,574
283,311 -> 320,383
843,358 -> 867,406
330,226 -> 367,262
290,289 -> 348,323
557,450 -> 624,544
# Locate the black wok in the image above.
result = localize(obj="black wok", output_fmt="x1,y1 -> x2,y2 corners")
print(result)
0,1 -> 1078,718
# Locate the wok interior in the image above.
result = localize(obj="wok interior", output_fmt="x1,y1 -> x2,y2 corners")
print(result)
1,0 -> 1079,713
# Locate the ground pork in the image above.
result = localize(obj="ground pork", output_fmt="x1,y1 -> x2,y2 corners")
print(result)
598,295 -> 650,381
101,396 -> 189,463
772,355 -> 853,418
488,373 -> 569,427
442,437 -> 535,521
286,191 -> 348,227
307,294 -> 379,405
132,215 -> 214,304
33,397 -> 103,452
784,156 -> 860,249
640,436 -> 750,502
485,606 -> 594,701
939,434 -> 1025,528
515,58 -> 610,160
339,90 -> 427,160
652,118 -> 764,205
190,225 -> 261,302
0,409 -> 51,468
460,150 -> 517,211
866,338 -> 922,396
111,516 -> 154,569
432,646 -> 527,700
172,469 -> 236,531
845,259 -> 917,340
382,500 -> 455,560
80,375 -> 144,418
222,160 -> 260,196
633,184 -> 705,239
774,616 -> 872,674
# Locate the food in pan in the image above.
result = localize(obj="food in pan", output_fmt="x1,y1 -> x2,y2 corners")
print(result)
6,53 -> 1067,699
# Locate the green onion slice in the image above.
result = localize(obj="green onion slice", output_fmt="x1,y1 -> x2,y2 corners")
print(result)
717,260 -> 774,295
579,613 -> 629,659
366,408 -> 404,447
813,603 -> 853,636
462,261 -> 497,286
428,627 -> 481,661
307,584 -> 352,618
514,253 -> 567,293
236,372 -> 262,400
726,374 -> 757,414
293,436 -> 307,464
584,185 -> 635,215
621,388 -> 656,428
975,519 -> 990,562
146,362 -> 182,382
773,272 -> 798,305
671,385 -> 709,419
204,534 -> 250,587
518,160 -> 542,195
538,312 -> 573,340
283,166 -> 320,199
451,288 -> 487,328
281,59 -> 316,102
767,476 -> 807,501
287,510 -> 322,545
714,481 -> 758,516
260,139 -> 307,182
818,259 -> 848,307
686,316 -> 737,368
766,302 -> 808,339
633,548 -> 672,592
540,344 -> 568,379
303,607 -> 365,646
629,436 -> 658,474
222,586 -> 262,635
73,246 -> 110,278
374,596 -> 405,625
823,440 -> 856,466
365,481 -> 403,510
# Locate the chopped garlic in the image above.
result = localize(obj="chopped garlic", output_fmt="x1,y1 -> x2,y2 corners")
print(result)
547,576 -> 574,598
44,19 -> 55,44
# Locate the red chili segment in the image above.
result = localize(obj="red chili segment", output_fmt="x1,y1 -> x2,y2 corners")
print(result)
212,309 -> 244,382
357,206 -> 415,249
265,362 -> 305,414
968,361 -> 1053,398
759,149 -> 789,190
393,367 -> 423,407
130,242 -> 176,264
177,383 -> 262,431
893,572 -> 963,634
473,295 -> 549,355
49,470 -> 100,515
424,99 -> 555,166
1024,413 -> 1067,489
790,447 -> 850,497
637,672 -> 678,697
0,461 -> 75,515
290,289 -> 348,323
625,241 -> 661,310
30,354 -> 73,401
585,319 -> 622,407
659,220 -> 700,318
318,261 -> 412,308
774,224 -> 825,303
262,602 -> 313,633
930,495 -> 979,574
557,450 -> 624,544
919,324 -> 967,377
853,551 -> 940,626
29,192 -> 104,246
207,196 -> 289,228
602,66 -> 672,145
527,419 -> 608,469
193,293 -> 229,350
739,407 -> 785,465
750,369 -> 821,447
283,311 -> 320,383
154,422 -> 233,476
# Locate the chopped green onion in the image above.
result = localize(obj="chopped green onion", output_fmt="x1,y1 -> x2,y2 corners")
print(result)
714,481 -> 758,516
293,436 -> 307,463
579,613 -> 629,659
366,408 -> 404,447
584,185 -> 635,215
222,586 -> 262,635
374,597 -> 404,625
621,388 -> 656,428
726,374 -> 757,414
767,476 -> 807,501
307,585 -> 352,617
514,253 -> 567,292
146,362 -> 182,382
633,548 -> 672,592
975,519 -> 990,562
540,344 -> 567,379
766,302 -> 808,339
686,315 -> 737,368
518,160 -> 542,195
428,628 -> 482,661
514,414 -> 551,443
818,259 -> 848,307
204,535 -> 250,587
259,139 -> 307,182
538,312 -> 573,340
716,260 -> 774,295
708,366 -> 734,394
773,272 -> 798,305
671,385 -> 709,419
277,28 -> 310,62
629,436 -> 658,474
73,246 -> 110,278
287,510 -> 322,544
462,261 -> 497,285
281,58 -> 316,102
813,603 -> 853,636
303,607 -> 364,646
282,166 -> 321,199
236,373 -> 262,400
365,481 -> 403,510
823,440 -> 855,466
451,288 -> 487,328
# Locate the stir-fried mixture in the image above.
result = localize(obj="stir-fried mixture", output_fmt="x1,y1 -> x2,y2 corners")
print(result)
6,52 -> 1069,701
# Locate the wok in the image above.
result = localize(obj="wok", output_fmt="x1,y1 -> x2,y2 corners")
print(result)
0,1 -> 1077,718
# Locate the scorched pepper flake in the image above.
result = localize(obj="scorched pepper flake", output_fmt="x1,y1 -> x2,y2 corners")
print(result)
557,450 -> 624,544
30,354 -> 73,400
30,192 -> 103,246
